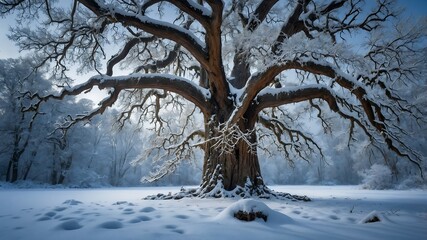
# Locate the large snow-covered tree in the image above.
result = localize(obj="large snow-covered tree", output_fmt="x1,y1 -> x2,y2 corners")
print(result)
1,0 -> 425,197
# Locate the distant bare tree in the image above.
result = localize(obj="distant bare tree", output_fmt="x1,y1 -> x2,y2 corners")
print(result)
0,58 -> 49,182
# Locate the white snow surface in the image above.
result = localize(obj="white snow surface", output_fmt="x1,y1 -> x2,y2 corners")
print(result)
0,185 -> 426,240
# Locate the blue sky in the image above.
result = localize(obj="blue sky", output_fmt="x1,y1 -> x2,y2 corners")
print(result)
0,0 -> 426,59
401,0 -> 427,16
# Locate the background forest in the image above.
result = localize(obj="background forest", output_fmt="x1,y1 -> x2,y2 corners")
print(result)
1,57 -> 426,189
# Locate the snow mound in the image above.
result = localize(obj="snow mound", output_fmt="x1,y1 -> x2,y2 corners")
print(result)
215,199 -> 294,225
62,199 -> 83,205
56,220 -> 83,230
98,221 -> 123,229
359,211 -> 390,224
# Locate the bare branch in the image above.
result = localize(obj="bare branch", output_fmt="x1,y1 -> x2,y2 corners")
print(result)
0,0 -> 25,14
246,0 -> 279,32
25,74 -> 212,121
258,114 -> 323,163
106,36 -> 156,76
272,0 -> 312,53
77,0 -> 209,68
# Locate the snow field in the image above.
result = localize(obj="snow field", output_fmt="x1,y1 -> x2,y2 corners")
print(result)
0,185 -> 426,240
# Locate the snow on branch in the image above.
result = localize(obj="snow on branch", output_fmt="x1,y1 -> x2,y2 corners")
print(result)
244,0 -> 279,32
258,114 -> 323,164
208,122 -> 257,156
136,128 -> 204,183
253,70 -> 423,175
78,0 -> 209,68
272,0 -> 396,52
106,35 -> 157,76
23,73 -> 212,130
163,0 -> 212,23
254,84 -> 371,137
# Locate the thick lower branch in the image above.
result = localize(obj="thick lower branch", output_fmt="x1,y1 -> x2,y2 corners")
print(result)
27,74 -> 212,119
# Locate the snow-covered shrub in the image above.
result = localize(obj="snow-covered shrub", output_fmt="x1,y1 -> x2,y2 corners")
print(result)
67,170 -> 110,188
359,164 -> 393,190
396,175 -> 426,190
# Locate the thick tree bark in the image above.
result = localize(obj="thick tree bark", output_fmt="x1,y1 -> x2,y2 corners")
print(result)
201,138 -> 263,191
200,113 -> 265,194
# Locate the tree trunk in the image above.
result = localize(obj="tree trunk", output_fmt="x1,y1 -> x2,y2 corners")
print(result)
199,115 -> 266,196
22,160 -> 33,181
22,150 -> 37,180
6,152 -> 20,183
51,143 -> 58,185
58,155 -> 73,185
6,130 -> 24,182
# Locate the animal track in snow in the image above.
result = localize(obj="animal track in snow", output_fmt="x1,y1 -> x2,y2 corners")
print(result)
98,220 -> 124,229
62,199 -> 83,205
53,207 -> 67,212
122,208 -> 135,215
128,215 -> 152,223
56,220 -> 83,230
45,212 -> 56,217
172,229 -> 185,234
82,212 -> 101,217
164,224 -> 184,234
37,216 -> 51,221
140,207 -> 156,213
113,201 -> 135,206
164,224 -> 177,229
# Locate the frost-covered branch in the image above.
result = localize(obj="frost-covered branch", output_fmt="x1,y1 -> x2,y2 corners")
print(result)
258,114 -> 323,164
254,63 -> 424,174
243,0 -> 279,32
137,128 -> 204,182
207,123 -> 257,156
24,74 -> 212,129
77,0 -> 209,68
106,36 -> 156,76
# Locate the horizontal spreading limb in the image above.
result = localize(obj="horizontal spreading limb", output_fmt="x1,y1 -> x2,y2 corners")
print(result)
77,0 -> 209,68
24,73 -> 212,129
254,78 -> 423,176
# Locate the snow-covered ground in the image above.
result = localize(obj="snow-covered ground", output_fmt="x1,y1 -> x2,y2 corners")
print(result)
0,185 -> 426,240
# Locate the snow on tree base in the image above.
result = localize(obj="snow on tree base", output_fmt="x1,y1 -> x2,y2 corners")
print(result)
143,185 -> 310,201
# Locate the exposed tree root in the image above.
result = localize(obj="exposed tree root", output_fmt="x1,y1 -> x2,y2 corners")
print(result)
143,184 -> 310,201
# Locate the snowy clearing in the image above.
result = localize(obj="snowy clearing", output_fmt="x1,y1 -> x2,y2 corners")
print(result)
1,185 -> 426,240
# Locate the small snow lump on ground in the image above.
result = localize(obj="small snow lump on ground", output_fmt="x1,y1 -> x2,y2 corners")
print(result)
359,211 -> 390,224
215,198 -> 293,224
